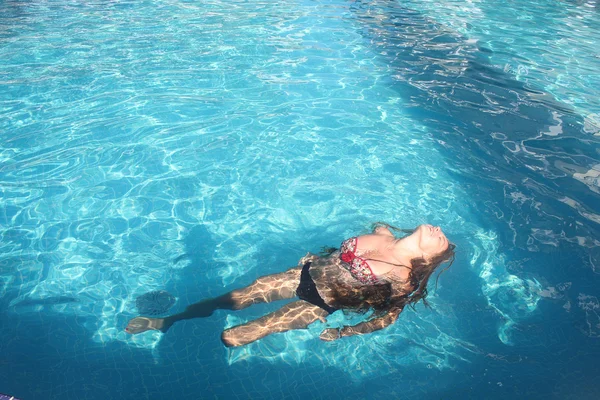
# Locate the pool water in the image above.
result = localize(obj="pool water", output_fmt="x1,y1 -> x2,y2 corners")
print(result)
1,0 -> 599,398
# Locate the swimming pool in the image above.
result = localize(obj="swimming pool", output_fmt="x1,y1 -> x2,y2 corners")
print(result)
1,0 -> 599,398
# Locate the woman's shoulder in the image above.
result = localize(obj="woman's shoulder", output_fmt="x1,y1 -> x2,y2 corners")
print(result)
355,232 -> 388,239
353,233 -> 394,244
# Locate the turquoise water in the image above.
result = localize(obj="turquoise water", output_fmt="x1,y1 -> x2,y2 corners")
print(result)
1,0 -> 599,398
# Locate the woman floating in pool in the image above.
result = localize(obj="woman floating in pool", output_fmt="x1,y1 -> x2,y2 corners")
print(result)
126,223 -> 455,347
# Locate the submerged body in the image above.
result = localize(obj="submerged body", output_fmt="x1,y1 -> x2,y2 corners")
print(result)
126,223 -> 454,347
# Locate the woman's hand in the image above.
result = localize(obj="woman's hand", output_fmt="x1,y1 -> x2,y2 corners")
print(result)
319,328 -> 341,342
299,253 -> 319,266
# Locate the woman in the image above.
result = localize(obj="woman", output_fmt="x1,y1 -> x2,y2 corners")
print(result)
125,223 -> 455,347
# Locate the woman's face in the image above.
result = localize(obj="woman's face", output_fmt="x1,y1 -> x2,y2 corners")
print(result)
414,224 -> 449,258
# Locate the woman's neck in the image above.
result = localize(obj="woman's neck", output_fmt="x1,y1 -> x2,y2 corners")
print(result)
391,235 -> 422,262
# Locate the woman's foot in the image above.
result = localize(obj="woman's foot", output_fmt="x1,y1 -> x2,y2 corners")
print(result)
125,317 -> 167,334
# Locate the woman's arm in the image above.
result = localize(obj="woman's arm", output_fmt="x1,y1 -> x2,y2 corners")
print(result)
320,307 -> 403,341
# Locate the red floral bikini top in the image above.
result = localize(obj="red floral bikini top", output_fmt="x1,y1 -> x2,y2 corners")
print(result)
339,237 -> 379,284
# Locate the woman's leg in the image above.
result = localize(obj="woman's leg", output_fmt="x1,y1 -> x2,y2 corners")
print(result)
126,266 -> 302,334
221,300 -> 329,347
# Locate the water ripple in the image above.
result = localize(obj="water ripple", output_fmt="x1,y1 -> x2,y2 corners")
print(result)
0,0 -> 598,392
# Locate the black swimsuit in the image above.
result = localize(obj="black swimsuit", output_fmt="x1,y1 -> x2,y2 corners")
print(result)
296,262 -> 338,314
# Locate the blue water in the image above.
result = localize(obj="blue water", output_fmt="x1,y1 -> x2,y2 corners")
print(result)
1,0 -> 599,398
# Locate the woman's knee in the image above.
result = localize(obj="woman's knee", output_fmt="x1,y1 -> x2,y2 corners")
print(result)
221,329 -> 236,347
221,321 -> 270,347
221,327 -> 245,347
